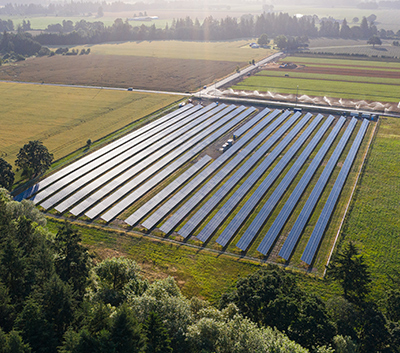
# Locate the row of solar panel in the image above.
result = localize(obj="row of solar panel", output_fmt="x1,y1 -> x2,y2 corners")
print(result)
17,100 -> 368,265
15,103 -> 196,201
99,106 -> 255,222
38,103 -> 225,209
16,103 -> 252,224
159,110 -> 300,235
127,107 -> 276,227
135,109 -> 368,265
185,112 -> 314,241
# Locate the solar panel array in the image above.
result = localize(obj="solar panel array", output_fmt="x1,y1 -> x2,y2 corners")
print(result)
15,101 -> 371,268
277,117 -> 346,260
40,103 -> 225,209
301,119 -> 369,265
129,107 -> 276,227
220,114 -> 330,250
276,117 -> 358,259
15,103 -> 196,202
192,112 -> 315,242
75,104 -> 241,218
160,110 -> 301,235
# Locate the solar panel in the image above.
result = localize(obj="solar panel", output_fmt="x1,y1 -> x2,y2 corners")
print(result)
127,108 -> 273,227
159,110 -> 299,235
278,117 -> 358,259
141,109 -> 284,230
173,111 -> 308,238
14,103 -> 196,201
301,119 -> 369,265
277,116 -> 346,260
195,112 -> 318,243
36,103 -> 222,208
99,106 -> 255,222
213,114 -> 330,248
124,155 -> 212,225
233,108 -> 270,139
66,105 -> 238,216
43,105 -> 224,212
246,115 -> 334,254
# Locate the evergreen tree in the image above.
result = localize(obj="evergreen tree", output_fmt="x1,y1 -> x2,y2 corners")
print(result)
110,304 -> 146,352
0,159 -> 14,191
327,241 -> 371,304
144,311 -> 172,353
14,298 -> 56,353
54,222 -> 92,299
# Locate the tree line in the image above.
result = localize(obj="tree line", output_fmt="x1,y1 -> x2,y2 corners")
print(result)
0,189 -> 317,353
1,11 -> 399,50
1,185 -> 400,352
33,14 -> 394,45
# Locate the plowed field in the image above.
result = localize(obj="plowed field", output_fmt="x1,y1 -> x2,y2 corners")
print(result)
0,55 -> 242,92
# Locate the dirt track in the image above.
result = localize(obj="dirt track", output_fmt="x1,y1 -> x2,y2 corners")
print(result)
0,54 -> 242,92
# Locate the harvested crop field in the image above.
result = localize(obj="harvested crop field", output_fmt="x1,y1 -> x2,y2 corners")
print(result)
0,55 -> 243,92
0,81 -> 182,166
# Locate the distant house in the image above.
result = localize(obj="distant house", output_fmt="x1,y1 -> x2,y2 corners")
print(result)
128,16 -> 159,21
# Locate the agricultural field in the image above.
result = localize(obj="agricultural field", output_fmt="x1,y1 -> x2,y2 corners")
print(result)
339,117 -> 400,302
231,55 -> 400,108
307,38 -> 400,58
0,41 -> 272,91
0,81 -> 182,166
72,40 -> 272,62
18,103 -> 374,276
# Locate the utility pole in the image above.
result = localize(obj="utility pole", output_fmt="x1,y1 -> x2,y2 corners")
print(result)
295,85 -> 299,107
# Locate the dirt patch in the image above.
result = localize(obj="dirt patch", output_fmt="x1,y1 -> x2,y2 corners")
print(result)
0,55 -> 243,92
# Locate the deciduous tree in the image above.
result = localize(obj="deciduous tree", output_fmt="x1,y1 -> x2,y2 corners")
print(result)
15,141 -> 53,178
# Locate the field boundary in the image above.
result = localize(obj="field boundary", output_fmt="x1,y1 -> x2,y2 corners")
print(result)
323,118 -> 380,275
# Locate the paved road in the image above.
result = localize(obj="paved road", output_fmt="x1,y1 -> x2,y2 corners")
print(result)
0,80 -> 190,96
197,51 -> 284,98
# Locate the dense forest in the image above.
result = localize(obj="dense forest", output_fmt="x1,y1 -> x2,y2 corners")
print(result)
1,186 -> 400,352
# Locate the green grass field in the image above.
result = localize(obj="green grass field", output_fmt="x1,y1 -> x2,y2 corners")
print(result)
72,40 -> 275,62
284,56 -> 400,69
339,117 -> 400,302
257,70 -> 400,85
232,56 -> 400,103
0,82 -> 182,166
233,75 -> 400,102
